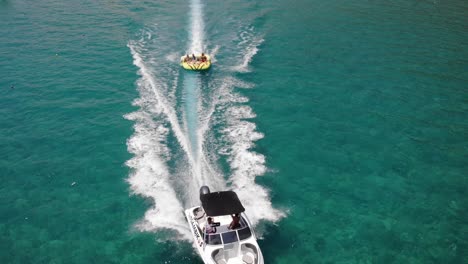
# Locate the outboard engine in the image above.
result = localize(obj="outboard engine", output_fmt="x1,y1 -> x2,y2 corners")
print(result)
199,186 -> 210,200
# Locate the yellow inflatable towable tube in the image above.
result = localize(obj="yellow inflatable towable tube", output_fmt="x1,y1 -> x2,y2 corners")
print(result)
180,54 -> 211,71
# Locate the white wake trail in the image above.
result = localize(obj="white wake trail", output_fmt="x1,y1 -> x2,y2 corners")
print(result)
211,76 -> 286,225
125,116 -> 190,239
129,45 -> 190,156
182,0 -> 228,202
125,41 -> 195,239
189,0 -> 204,54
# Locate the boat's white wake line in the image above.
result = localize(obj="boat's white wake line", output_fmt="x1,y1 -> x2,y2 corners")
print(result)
181,0 -> 226,203
125,42 -> 194,239
209,77 -> 285,225
189,0 -> 204,54
232,27 -> 264,73
125,116 -> 191,239
129,45 -> 191,159
181,74 -> 225,204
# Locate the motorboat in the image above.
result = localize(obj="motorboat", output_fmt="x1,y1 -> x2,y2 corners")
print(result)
180,54 -> 211,70
184,186 -> 264,264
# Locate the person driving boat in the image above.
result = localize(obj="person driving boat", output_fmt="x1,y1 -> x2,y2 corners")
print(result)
229,213 -> 241,229
204,217 -> 217,233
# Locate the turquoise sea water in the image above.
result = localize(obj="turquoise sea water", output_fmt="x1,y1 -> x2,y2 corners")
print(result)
1,0 -> 467,263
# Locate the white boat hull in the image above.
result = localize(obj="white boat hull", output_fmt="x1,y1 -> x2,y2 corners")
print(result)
185,206 -> 264,264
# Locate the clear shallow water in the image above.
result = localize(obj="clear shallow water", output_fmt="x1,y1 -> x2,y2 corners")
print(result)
1,0 -> 467,263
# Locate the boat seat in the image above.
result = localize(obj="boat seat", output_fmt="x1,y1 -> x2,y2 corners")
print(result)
194,209 -> 205,220
242,254 -> 254,264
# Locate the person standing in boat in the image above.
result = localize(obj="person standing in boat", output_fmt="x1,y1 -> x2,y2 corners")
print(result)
204,217 -> 217,233
229,213 -> 241,229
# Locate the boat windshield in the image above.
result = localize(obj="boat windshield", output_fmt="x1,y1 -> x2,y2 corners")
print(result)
222,231 -> 238,244
237,226 -> 252,240
205,234 -> 222,245
204,226 -> 252,245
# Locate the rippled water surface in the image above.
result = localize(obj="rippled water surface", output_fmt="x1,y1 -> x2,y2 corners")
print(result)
0,0 -> 467,263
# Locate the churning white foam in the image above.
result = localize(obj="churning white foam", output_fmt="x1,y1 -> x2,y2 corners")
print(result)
128,44 -> 193,163
232,28 -> 264,73
125,111 -> 191,239
213,77 -> 286,225
125,41 -> 194,239
208,45 -> 220,63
